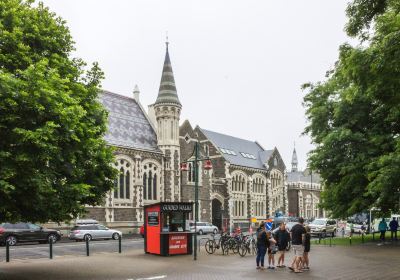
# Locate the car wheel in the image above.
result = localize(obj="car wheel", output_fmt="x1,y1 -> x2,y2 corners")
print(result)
84,234 -> 92,241
48,234 -> 58,244
198,230 -> 203,235
6,235 -> 17,246
213,229 -> 218,235
112,233 -> 120,240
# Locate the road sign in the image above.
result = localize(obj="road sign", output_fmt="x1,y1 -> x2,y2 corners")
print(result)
251,217 -> 257,223
266,222 -> 273,230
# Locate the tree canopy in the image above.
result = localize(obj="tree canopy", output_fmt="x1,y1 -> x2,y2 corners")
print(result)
303,0 -> 400,217
0,0 -> 116,223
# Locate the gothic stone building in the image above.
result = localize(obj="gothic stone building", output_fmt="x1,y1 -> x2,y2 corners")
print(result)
286,147 -> 324,219
83,43 -> 288,233
179,121 -> 287,231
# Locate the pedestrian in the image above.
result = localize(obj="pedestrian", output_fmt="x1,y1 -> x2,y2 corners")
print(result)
267,231 -> 277,269
349,221 -> 354,237
378,218 -> 388,241
289,217 -> 306,274
256,222 -> 267,270
275,223 -> 290,268
389,217 -> 399,241
341,225 -> 345,238
303,226 -> 311,270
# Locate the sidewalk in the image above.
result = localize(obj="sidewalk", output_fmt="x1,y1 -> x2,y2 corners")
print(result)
1,243 -> 399,280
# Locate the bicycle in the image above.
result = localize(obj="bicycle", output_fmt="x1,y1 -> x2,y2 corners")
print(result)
204,232 -> 229,254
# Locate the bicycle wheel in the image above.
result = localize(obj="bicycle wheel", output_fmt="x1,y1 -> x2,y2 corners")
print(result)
238,243 -> 247,257
205,240 -> 216,254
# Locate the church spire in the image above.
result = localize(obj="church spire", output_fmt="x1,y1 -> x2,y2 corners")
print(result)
154,39 -> 181,106
291,142 -> 298,172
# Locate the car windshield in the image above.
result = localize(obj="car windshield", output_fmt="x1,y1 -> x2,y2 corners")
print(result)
310,220 -> 326,225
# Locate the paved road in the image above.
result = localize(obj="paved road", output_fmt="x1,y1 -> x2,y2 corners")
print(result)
1,242 -> 400,280
0,239 -> 144,261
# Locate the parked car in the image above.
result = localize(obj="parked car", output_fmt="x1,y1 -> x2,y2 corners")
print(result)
0,222 -> 61,246
188,221 -> 218,235
140,225 -> 144,238
68,224 -> 122,241
309,218 -> 337,237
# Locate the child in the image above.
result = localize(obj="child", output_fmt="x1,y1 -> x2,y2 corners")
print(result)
267,231 -> 277,269
303,226 -> 311,270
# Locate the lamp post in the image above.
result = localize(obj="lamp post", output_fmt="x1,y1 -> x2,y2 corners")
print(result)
180,141 -> 212,261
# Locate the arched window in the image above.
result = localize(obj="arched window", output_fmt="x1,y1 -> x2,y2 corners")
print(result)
113,159 -> 131,200
143,163 -> 160,201
148,170 -> 152,199
153,174 -> 157,200
119,167 -> 124,199
143,173 -> 147,199
125,171 -> 130,199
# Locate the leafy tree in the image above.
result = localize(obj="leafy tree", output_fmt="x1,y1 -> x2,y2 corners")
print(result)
0,0 -> 117,223
303,1 -> 400,217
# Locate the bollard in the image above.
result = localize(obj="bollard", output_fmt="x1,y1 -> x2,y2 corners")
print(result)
372,232 -> 375,241
6,240 -> 10,262
118,235 -> 122,253
319,233 -> 322,244
330,237 -> 332,247
349,236 -> 352,245
362,233 -> 364,243
49,238 -> 53,259
86,237 -> 90,256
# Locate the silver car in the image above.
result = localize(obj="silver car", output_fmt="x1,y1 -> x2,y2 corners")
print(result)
69,224 -> 122,241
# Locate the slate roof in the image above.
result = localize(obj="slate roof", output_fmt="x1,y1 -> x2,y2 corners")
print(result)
287,169 -> 321,184
99,91 -> 160,152
200,129 -> 273,170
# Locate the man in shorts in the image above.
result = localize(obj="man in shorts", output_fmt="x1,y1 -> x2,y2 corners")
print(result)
289,217 -> 306,273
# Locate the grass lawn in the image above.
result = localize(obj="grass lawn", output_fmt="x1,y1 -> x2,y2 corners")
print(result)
313,231 -> 396,246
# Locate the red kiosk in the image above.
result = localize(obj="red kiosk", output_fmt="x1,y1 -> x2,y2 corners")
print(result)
144,202 -> 194,256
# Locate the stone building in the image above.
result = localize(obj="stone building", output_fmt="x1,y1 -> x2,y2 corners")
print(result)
179,122 -> 287,231
286,146 -> 324,219
80,42 -> 288,233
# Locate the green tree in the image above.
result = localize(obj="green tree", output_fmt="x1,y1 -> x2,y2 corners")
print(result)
303,0 -> 400,217
0,0 -> 117,223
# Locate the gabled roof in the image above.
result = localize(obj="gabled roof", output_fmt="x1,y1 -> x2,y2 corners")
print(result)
287,169 -> 321,184
200,128 -> 273,170
100,91 -> 160,152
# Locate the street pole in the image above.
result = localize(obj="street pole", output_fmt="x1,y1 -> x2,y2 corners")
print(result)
194,142 -> 199,261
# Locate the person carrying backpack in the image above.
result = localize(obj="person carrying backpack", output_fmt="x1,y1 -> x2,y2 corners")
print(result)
256,222 -> 268,270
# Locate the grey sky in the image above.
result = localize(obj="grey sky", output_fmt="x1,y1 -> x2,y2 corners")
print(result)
42,0 -> 350,170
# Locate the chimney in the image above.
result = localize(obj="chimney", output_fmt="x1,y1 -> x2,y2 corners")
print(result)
133,84 -> 140,102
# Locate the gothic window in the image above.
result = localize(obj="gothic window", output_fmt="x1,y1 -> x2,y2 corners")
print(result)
143,173 -> 147,199
188,163 -> 196,183
125,171 -> 130,199
114,158 -> 131,200
171,120 -> 173,140
143,163 -> 160,201
204,145 -> 209,156
153,174 -> 157,200
148,170 -> 152,199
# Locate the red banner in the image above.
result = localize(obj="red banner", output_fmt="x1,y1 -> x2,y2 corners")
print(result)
169,234 -> 187,254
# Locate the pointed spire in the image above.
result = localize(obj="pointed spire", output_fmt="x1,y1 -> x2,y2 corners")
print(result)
291,142 -> 298,172
154,39 -> 181,106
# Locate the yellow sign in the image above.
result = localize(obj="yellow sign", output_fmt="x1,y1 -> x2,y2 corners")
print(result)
251,218 -> 257,223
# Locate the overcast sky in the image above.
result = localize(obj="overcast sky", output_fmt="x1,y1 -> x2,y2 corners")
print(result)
42,0 -> 351,170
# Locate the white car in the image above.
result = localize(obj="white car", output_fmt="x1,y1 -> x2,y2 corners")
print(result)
188,221 -> 218,235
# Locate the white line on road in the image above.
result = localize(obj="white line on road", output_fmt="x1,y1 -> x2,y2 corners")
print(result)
132,276 -> 167,280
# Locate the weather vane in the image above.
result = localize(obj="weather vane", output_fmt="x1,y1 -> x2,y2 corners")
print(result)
166,31 -> 169,50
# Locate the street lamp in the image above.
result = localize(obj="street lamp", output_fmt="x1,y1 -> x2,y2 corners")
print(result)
180,141 -> 212,261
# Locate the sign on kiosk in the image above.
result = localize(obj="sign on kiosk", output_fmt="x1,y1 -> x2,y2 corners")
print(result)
169,234 -> 187,254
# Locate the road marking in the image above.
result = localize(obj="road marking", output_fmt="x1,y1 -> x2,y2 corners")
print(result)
134,276 -> 167,280
0,239 -> 143,251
